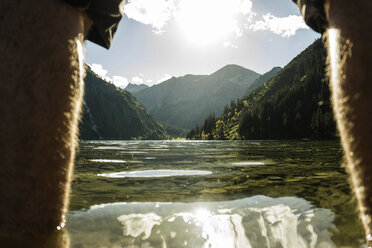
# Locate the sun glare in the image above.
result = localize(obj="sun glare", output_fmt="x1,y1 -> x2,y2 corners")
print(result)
175,0 -> 249,46
194,209 -> 212,223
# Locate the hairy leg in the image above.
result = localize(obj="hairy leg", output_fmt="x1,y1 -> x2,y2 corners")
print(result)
325,0 -> 372,244
0,0 -> 90,246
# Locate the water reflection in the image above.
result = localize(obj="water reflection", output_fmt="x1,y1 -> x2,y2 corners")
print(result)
71,140 -> 365,247
67,196 -> 336,248
90,159 -> 127,163
94,146 -> 124,150
98,169 -> 213,178
231,161 -> 265,166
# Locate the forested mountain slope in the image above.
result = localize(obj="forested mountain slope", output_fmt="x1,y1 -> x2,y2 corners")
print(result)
187,40 -> 336,140
134,64 -> 261,129
79,67 -> 167,140
244,67 -> 282,96
124,83 -> 149,93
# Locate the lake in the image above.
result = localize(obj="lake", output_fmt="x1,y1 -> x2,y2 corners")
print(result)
67,140 -> 366,248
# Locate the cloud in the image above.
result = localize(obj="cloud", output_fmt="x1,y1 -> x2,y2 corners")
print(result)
236,0 -> 253,15
249,13 -> 309,37
89,64 -> 172,88
156,74 -> 172,84
112,76 -> 129,89
130,74 -> 171,86
122,1 -> 309,46
131,75 -> 145,85
223,41 -> 238,49
90,63 -> 129,89
123,0 -> 254,43
91,63 -> 108,78
175,0 -> 254,45
90,63 -> 113,83
123,0 -> 175,34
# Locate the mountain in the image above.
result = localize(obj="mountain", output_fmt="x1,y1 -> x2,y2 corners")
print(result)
124,83 -> 149,93
187,39 -> 336,140
163,124 -> 189,139
133,64 -> 260,129
79,67 -> 168,140
244,67 -> 282,96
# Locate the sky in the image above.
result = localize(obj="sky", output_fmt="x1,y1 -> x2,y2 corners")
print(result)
85,0 -> 320,88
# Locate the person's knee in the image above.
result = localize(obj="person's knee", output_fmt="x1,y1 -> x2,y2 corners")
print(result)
0,0 -> 90,239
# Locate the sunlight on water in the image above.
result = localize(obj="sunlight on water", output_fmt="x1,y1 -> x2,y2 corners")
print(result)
67,196 -> 337,248
121,151 -> 148,154
94,146 -> 124,150
143,149 -> 170,151
97,169 -> 212,178
231,161 -> 265,166
70,140 -> 366,247
89,159 -> 127,163
117,213 -> 162,240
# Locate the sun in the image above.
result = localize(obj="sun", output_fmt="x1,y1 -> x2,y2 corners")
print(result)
175,0 -> 245,46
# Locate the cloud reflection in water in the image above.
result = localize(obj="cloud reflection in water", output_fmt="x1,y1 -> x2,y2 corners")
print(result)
67,196 -> 336,248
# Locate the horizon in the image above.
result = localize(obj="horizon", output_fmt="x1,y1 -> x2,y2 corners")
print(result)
86,0 -> 320,89
90,62 -> 282,89
115,63 -> 283,89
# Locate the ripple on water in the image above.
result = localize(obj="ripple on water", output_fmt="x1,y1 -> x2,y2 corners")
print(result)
231,162 -> 265,166
121,151 -> 148,154
67,196 -> 336,248
142,149 -> 170,151
90,159 -> 127,163
97,169 -> 212,178
94,146 -> 123,150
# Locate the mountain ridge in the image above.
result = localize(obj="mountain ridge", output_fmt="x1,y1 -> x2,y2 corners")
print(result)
244,66 -> 282,96
187,39 -> 336,140
134,64 -> 261,129
124,83 -> 149,93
